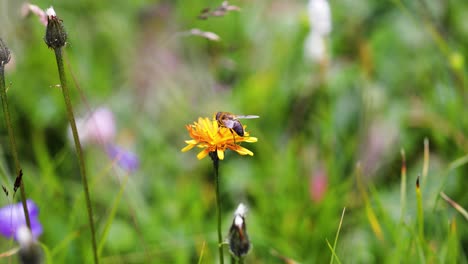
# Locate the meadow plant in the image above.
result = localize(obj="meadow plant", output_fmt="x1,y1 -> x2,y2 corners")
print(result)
73,107 -> 116,147
0,200 -> 42,240
228,203 -> 250,263
72,107 -> 139,172
182,115 -> 257,263
0,1 -> 467,263
17,225 -> 42,264
304,0 -> 332,65
106,145 -> 140,173
43,7 -> 98,263
0,38 -> 32,232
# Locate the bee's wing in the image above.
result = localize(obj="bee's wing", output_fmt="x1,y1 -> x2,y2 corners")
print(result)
235,115 -> 259,119
223,119 -> 236,128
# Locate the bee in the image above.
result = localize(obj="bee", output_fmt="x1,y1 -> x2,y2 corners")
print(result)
215,112 -> 259,137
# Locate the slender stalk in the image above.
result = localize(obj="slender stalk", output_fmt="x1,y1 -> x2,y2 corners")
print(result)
0,62 -> 31,230
422,138 -> 429,184
400,149 -> 406,222
210,152 -> 224,264
416,176 -> 424,242
52,47 -> 99,264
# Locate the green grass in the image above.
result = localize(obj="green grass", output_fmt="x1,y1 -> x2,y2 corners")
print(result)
0,0 -> 467,263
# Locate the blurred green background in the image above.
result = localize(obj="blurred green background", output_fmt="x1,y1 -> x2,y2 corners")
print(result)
0,0 -> 467,263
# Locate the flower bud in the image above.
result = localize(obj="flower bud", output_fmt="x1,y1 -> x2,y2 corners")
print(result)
17,226 -> 43,264
44,7 -> 67,49
0,38 -> 11,65
228,203 -> 251,258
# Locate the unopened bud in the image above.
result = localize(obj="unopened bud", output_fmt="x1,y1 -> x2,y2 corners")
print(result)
44,7 -> 67,49
0,38 -> 11,65
228,203 -> 251,258
17,226 -> 43,264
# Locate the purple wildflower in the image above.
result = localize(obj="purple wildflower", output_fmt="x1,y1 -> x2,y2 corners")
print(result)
72,107 -> 116,146
106,144 -> 139,172
0,200 -> 42,240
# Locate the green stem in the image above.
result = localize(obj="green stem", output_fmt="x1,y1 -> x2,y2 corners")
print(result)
400,149 -> 406,222
211,152 -> 224,264
0,63 -> 31,230
416,176 -> 424,243
52,47 -> 99,264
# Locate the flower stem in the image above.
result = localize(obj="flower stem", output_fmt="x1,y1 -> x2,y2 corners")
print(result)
210,152 -> 224,264
0,62 -> 31,230
52,47 -> 99,264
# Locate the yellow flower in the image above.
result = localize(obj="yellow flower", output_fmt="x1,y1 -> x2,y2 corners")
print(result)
182,117 -> 258,160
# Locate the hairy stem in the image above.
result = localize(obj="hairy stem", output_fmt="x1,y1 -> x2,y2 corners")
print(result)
52,47 -> 99,264
211,152 -> 224,264
0,63 -> 31,230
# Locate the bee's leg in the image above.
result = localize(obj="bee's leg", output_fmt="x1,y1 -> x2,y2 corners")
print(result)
230,129 -> 237,144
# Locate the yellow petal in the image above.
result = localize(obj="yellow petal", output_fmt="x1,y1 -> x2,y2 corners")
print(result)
197,149 -> 210,160
234,146 -> 254,156
217,149 -> 225,160
181,144 -> 195,152
246,137 -> 258,142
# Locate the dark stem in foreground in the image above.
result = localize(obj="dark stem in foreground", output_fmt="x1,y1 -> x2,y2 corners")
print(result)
210,151 -> 224,264
0,54 -> 31,230
52,47 -> 99,264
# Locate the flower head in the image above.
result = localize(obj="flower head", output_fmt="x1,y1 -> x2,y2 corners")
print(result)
228,203 -> 251,258
44,6 -> 67,49
17,225 -> 43,264
0,38 -> 11,65
304,0 -> 332,64
0,200 -> 43,241
308,0 -> 332,36
72,107 -> 116,146
21,3 -> 48,26
106,144 -> 139,172
181,116 -> 258,160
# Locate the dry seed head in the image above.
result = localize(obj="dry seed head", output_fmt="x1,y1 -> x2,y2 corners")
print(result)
44,7 -> 67,49
0,39 -> 11,65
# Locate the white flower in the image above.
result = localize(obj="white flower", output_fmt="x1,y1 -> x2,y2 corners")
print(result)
45,6 -> 56,18
304,32 -> 327,62
308,0 -> 332,36
17,225 -> 43,264
234,203 -> 247,218
16,225 -> 34,247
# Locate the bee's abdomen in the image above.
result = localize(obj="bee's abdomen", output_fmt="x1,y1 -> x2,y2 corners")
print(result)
232,123 -> 244,136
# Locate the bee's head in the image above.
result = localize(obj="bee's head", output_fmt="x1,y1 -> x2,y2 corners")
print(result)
215,112 -> 222,120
